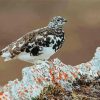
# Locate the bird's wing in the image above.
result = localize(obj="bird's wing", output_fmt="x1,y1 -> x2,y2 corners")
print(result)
0,27 -> 48,62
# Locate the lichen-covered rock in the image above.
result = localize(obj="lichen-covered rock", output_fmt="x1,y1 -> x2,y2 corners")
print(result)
0,47 -> 100,100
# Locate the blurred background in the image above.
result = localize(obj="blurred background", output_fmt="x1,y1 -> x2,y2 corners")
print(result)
0,0 -> 100,85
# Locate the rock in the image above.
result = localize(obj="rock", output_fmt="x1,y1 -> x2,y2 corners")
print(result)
0,47 -> 100,99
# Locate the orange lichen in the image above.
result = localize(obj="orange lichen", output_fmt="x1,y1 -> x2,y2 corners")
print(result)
71,72 -> 78,78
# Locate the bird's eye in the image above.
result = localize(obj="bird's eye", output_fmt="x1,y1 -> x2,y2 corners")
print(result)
57,19 -> 60,21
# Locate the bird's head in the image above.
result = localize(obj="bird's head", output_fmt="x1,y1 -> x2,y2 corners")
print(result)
48,16 -> 67,29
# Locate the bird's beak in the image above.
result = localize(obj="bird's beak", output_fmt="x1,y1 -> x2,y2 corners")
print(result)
64,19 -> 67,22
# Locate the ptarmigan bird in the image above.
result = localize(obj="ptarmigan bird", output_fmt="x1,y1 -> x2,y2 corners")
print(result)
0,16 -> 67,64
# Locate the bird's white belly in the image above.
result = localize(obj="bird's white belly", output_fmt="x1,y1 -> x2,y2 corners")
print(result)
17,47 -> 55,64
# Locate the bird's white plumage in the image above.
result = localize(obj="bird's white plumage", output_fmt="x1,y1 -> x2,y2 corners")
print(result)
17,47 -> 55,64
17,35 -> 56,64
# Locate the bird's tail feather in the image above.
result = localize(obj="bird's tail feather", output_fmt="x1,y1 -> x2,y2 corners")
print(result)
0,50 -> 13,62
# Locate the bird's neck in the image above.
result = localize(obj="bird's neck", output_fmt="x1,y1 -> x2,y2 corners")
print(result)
47,27 -> 63,35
